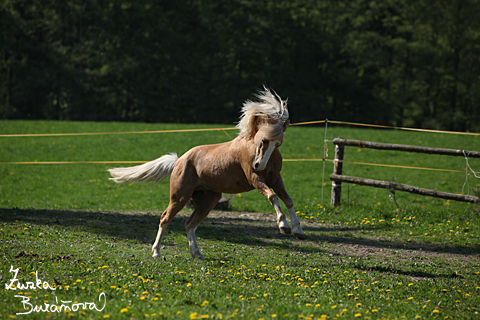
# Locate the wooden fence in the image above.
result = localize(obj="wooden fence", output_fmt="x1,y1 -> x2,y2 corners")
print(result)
330,137 -> 480,206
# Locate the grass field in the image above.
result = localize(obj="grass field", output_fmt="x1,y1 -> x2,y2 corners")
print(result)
1,120 -> 479,319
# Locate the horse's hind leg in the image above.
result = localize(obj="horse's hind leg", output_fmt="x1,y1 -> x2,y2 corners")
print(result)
152,161 -> 197,258
185,190 -> 222,259
152,198 -> 189,258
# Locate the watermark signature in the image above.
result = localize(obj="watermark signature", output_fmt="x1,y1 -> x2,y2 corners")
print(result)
5,265 -> 56,291
5,265 -> 106,315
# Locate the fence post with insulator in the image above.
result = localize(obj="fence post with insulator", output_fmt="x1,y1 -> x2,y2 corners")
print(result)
331,139 -> 345,206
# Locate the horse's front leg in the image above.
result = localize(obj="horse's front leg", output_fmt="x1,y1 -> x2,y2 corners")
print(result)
251,176 -> 292,235
270,176 -> 305,240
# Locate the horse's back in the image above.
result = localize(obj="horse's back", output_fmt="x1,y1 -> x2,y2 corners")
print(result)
173,140 -> 254,194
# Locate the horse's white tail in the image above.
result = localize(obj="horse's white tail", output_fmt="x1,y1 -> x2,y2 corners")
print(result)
108,153 -> 178,184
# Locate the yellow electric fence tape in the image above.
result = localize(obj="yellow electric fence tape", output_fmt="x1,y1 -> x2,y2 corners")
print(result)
290,120 -> 326,126
0,127 -> 237,138
328,120 -> 480,136
0,158 -> 466,174
1,119 -> 478,137
0,161 -> 147,165
283,159 -> 465,173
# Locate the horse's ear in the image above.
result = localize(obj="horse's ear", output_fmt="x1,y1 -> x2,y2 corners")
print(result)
283,119 -> 290,132
249,116 -> 261,139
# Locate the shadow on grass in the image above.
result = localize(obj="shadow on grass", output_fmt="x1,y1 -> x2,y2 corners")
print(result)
1,208 -> 479,260
355,264 -> 463,280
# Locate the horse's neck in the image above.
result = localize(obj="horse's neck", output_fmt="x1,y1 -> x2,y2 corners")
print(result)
231,137 -> 256,160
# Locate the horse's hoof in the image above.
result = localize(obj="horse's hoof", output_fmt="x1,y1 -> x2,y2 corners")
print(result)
294,233 -> 306,240
152,249 -> 161,258
279,227 -> 292,234
190,250 -> 205,260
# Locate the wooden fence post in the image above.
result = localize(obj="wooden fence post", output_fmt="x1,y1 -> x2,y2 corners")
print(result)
331,141 -> 345,206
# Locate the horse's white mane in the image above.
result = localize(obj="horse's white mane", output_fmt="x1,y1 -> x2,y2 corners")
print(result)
236,87 -> 289,140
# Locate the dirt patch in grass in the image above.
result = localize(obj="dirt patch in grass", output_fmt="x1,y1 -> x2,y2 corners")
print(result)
40,207 -> 475,268
199,210 -> 479,268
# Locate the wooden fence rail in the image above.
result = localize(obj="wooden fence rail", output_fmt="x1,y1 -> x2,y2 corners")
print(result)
332,137 -> 480,158
330,174 -> 478,204
330,138 -> 479,206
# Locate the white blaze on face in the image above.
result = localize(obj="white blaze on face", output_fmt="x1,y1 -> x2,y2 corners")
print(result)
253,140 -> 280,171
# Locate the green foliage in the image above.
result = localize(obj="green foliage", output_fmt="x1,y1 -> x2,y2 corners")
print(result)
1,1 -> 480,131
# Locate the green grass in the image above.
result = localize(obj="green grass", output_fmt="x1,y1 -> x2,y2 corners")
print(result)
1,120 -> 479,319
1,208 -> 479,319
1,120 -> 479,212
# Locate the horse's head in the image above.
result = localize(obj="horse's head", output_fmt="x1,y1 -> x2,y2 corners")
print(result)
252,119 -> 290,171
235,87 -> 290,170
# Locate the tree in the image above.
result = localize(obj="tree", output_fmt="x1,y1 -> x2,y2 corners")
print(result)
1,0 -> 479,131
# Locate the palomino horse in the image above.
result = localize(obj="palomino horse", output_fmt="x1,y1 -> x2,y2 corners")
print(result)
108,88 -> 305,259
